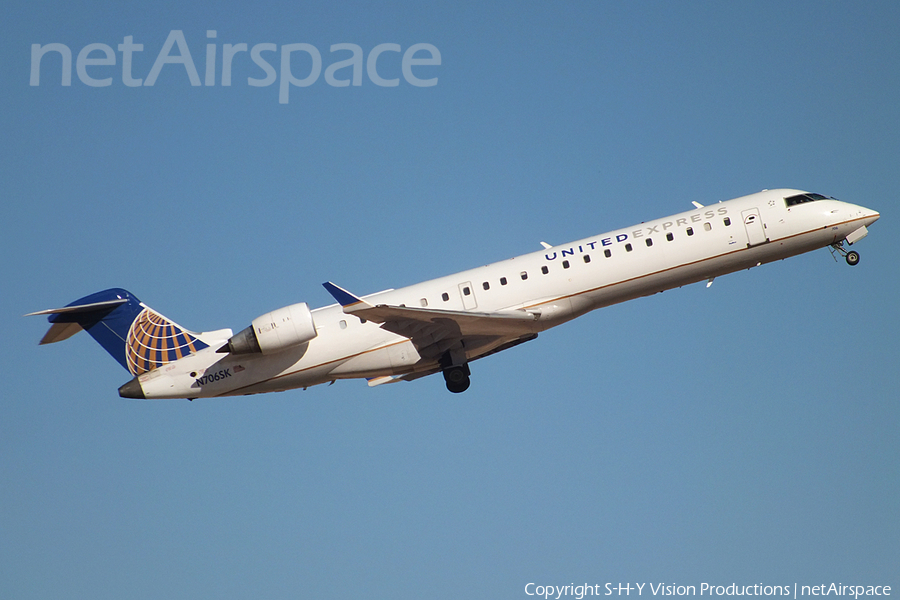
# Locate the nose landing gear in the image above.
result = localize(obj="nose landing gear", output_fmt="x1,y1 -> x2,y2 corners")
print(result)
830,241 -> 861,266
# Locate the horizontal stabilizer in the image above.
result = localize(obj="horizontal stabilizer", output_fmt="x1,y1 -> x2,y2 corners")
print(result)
26,297 -> 130,345
25,298 -> 127,317
37,322 -> 83,345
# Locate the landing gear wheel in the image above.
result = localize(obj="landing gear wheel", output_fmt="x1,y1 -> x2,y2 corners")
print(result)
443,365 -> 470,393
830,241 -> 861,267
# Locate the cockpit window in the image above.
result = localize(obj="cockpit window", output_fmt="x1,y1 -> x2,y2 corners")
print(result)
785,192 -> 829,207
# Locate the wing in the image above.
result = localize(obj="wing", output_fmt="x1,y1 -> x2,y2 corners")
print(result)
322,282 -> 538,362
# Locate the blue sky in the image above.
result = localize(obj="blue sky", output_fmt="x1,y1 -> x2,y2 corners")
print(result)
3,2 -> 898,598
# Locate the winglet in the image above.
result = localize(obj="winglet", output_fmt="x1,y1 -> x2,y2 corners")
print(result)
322,282 -> 370,310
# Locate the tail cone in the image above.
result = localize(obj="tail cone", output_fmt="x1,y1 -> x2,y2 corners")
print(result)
118,377 -> 145,399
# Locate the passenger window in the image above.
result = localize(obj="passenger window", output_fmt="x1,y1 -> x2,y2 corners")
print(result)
724,217 -> 731,226
482,282 -> 490,290
625,243 -> 633,252
520,271 -> 528,280
646,238 -> 653,247
666,232 -> 674,241
541,266 -> 549,275
562,260 -> 570,269
687,227 -> 694,236
420,298 -> 428,307
583,255 -> 591,263
704,222 -> 712,231
442,292 -> 450,302
604,249 -> 612,258
463,287 -> 471,296
500,277 -> 508,286
339,320 -> 347,329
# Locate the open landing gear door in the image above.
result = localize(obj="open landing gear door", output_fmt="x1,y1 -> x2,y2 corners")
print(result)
846,225 -> 868,246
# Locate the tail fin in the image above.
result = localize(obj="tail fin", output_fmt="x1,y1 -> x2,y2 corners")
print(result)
27,288 -> 209,375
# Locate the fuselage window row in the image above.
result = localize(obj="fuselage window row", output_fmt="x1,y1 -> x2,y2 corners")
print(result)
431,219 -> 718,309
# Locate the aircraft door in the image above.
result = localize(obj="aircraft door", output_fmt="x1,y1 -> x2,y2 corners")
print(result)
458,282 -> 478,310
742,208 -> 768,247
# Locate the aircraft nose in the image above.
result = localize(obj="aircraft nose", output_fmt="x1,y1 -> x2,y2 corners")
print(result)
862,206 -> 880,227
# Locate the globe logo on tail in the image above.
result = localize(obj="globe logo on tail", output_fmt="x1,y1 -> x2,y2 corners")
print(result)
125,308 -> 208,375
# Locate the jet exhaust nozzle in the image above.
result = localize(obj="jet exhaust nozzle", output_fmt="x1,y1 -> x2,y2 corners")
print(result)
222,303 -> 318,355
224,325 -> 262,354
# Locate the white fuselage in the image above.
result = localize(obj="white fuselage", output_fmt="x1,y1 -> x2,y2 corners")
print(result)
136,189 -> 879,399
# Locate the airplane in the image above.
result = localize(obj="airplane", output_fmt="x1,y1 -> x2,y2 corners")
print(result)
27,188 -> 879,398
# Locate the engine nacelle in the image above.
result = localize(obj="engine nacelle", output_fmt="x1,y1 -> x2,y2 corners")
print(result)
225,303 -> 317,355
